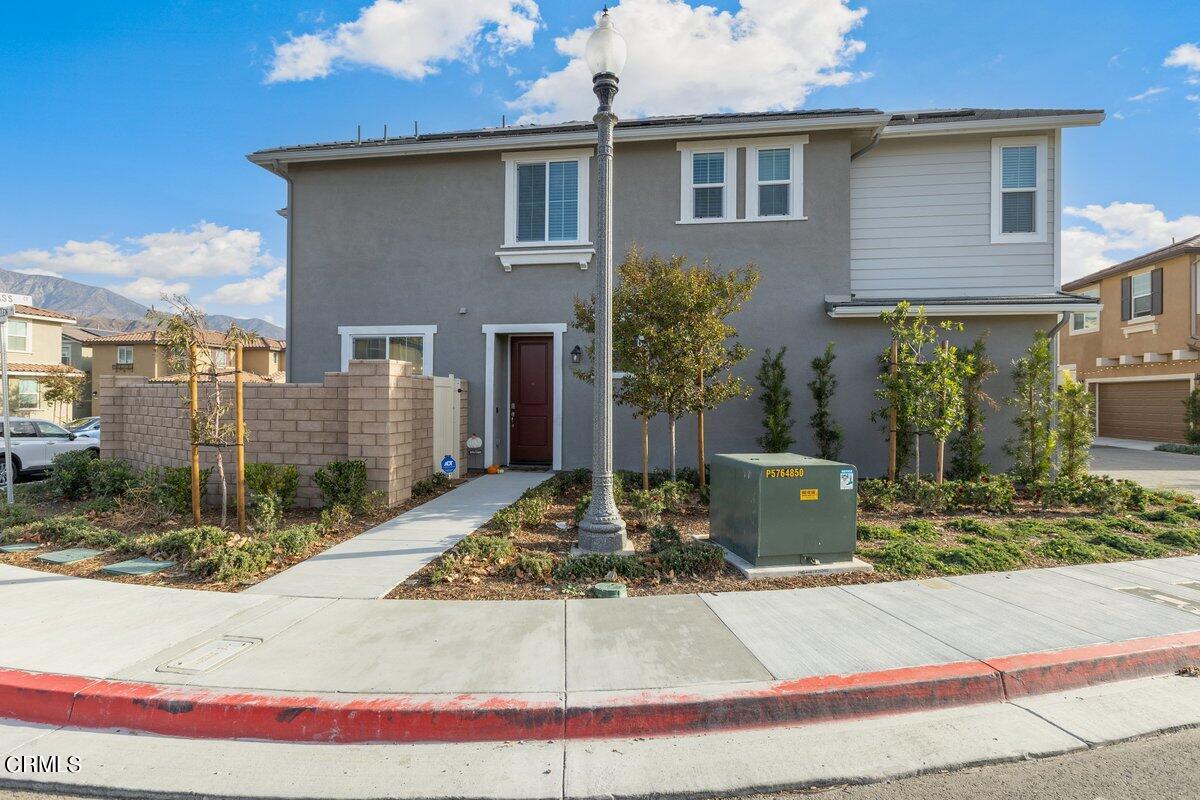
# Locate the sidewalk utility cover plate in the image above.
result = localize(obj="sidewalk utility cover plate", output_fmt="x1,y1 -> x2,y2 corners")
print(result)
0,543 -> 39,553
158,637 -> 259,674
37,548 -> 103,564
102,557 -> 176,576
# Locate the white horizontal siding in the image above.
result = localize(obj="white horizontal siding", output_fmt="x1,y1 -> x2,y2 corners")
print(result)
850,134 -> 1056,298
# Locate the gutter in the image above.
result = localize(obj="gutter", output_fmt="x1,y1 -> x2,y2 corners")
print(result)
850,122 -> 886,161
825,300 -> 1103,319
880,112 -> 1106,138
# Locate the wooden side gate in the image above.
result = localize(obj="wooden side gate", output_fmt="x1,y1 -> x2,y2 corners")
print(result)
432,376 -> 463,478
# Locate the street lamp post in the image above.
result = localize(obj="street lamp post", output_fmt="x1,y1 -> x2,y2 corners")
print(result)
576,8 -> 631,554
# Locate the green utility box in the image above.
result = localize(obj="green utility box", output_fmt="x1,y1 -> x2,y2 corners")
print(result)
710,453 -> 858,567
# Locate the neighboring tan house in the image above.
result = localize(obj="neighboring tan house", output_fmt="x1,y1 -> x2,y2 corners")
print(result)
250,107 -> 1103,475
90,330 -> 286,382
1059,234 -> 1200,443
2,304 -> 85,423
61,325 -> 119,419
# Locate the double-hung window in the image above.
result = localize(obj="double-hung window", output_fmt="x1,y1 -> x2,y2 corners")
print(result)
61,342 -> 71,365
991,137 -> 1047,243
746,138 -> 804,220
213,349 -> 229,368
1131,272 -> 1153,318
691,152 -> 726,219
16,379 -> 38,409
501,150 -> 591,256
678,144 -> 736,223
1070,288 -> 1099,334
6,320 -> 28,352
116,346 -> 134,365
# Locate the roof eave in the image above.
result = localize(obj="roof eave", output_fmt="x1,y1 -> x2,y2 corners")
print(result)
247,112 -> 893,168
881,112 -> 1106,138
825,299 -> 1103,318
1062,245 -> 1200,291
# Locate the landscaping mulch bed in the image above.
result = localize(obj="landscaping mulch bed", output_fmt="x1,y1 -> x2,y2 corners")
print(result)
388,475 -> 1200,601
0,476 -> 469,591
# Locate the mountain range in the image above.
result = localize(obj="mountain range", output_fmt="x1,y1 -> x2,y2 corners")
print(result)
0,269 -> 285,338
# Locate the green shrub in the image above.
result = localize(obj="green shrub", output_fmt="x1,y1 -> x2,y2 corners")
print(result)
1035,475 -> 1144,514
243,462 -> 299,509
553,553 -> 652,582
251,494 -> 283,533
157,466 -> 215,514
649,523 -> 681,552
1156,528 -> 1200,550
134,526 -> 230,561
1088,531 -> 1167,558
657,539 -> 724,577
429,554 -> 462,584
513,494 -> 549,527
863,538 -> 936,576
629,489 -> 666,528
934,536 -> 1025,575
86,458 -> 139,499
1035,533 -> 1106,564
11,516 -> 124,549
858,479 -> 899,511
857,522 -> 902,541
899,519 -> 939,541
1100,514 -> 1152,534
313,460 -> 368,510
944,517 -> 998,537
507,549 -> 557,581
318,503 -> 352,534
46,451 -> 96,499
190,539 -> 274,582
411,472 -> 451,498
1141,508 -> 1192,526
0,503 -> 37,533
657,481 -> 692,513
1157,443 -> 1200,455
912,481 -> 956,514
490,505 -> 522,536
457,534 -> 515,563
573,493 -> 591,525
954,475 -> 1016,514
266,524 -> 320,557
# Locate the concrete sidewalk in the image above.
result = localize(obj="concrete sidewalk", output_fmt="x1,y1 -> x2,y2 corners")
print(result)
246,471 -> 551,599
1091,445 -> 1200,497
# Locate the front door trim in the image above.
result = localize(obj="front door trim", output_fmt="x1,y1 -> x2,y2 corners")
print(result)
483,323 -> 565,471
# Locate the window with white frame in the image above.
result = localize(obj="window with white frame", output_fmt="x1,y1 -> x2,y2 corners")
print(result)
61,342 -> 71,364
339,325 -> 435,374
16,379 -> 38,409
501,150 -> 590,249
990,137 -> 1047,243
212,349 -> 229,368
746,137 -> 805,220
6,320 -> 28,352
1131,271 -> 1153,318
1071,288 -> 1099,334
678,144 -> 736,223
116,346 -> 134,365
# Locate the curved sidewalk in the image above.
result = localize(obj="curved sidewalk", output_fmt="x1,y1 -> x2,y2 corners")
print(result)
4,556 -> 1200,742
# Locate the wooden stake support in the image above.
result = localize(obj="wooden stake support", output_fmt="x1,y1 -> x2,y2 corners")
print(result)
235,343 -> 246,534
888,339 -> 898,482
189,345 -> 201,526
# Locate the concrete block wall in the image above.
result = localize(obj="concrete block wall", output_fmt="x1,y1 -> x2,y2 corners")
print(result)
96,360 -> 463,508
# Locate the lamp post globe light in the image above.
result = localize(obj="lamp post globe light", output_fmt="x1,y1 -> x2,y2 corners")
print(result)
576,8 -> 632,555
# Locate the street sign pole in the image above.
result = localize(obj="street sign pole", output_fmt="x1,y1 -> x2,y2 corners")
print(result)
0,306 -> 14,506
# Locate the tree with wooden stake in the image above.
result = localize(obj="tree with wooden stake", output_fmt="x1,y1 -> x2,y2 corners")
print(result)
1005,331 -> 1057,486
807,342 -> 842,460
41,366 -> 86,418
150,295 -> 257,529
756,347 -> 794,453
1055,370 -> 1094,480
949,334 -> 998,480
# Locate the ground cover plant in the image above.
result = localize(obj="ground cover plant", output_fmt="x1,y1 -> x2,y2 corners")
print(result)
0,453 -> 465,589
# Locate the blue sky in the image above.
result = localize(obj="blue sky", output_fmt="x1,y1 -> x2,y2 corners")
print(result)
1,0 -> 1198,327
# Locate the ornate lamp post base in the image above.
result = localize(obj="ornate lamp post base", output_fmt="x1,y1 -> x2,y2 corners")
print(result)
576,512 -> 631,555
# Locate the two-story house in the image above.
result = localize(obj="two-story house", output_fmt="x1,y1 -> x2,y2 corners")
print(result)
1,300 -> 85,423
90,330 -> 286,382
249,107 -> 1102,475
1059,234 -> 1200,443
61,325 -> 119,419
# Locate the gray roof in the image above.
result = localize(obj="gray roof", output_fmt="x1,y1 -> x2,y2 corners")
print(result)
250,107 -> 1103,161
1062,233 -> 1200,291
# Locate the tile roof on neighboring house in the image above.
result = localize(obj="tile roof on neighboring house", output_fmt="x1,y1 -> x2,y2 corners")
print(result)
249,107 -> 1104,164
11,305 -> 76,323
6,364 -> 84,375
92,329 -> 285,350
1061,234 -> 1200,291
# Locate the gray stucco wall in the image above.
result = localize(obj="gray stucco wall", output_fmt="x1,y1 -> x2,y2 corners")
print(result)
286,133 -> 1048,478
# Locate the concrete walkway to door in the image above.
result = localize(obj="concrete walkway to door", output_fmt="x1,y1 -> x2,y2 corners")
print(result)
1091,445 -> 1200,497
245,471 -> 551,599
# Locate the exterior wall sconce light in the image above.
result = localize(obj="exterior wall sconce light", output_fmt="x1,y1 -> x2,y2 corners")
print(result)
571,345 -> 583,364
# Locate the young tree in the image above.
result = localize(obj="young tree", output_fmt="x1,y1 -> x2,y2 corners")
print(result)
1185,388 -> 1200,445
41,367 -> 86,414
1055,370 -> 1095,480
150,295 -> 257,527
948,334 -> 998,480
807,342 -> 843,460
1005,331 -> 1057,485
756,347 -> 794,453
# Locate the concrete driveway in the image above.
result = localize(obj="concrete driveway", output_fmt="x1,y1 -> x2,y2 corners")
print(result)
1090,445 -> 1200,496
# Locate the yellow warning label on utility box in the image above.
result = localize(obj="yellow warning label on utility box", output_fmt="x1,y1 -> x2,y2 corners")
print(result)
799,488 -> 819,501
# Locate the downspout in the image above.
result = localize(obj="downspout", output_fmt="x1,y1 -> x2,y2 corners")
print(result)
1049,311 -> 1070,386
269,159 -> 294,377
850,122 -> 886,161
1190,255 -> 1200,350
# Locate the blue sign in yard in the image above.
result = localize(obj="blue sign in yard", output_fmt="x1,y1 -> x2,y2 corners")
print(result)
440,455 -> 457,475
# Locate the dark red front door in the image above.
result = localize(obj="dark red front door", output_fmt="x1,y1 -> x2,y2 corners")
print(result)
510,337 -> 553,464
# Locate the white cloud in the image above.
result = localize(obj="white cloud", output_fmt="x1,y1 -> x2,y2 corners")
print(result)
509,0 -> 869,124
11,267 -> 63,278
1062,202 -> 1200,282
112,277 -> 191,305
203,267 -> 286,306
0,222 -> 279,279
1165,42 -> 1200,83
1127,86 -> 1166,101
266,0 -> 540,83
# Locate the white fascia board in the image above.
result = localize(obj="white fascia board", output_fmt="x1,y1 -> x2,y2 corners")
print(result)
881,113 -> 1105,138
10,312 -> 76,325
826,301 -> 1103,318
247,114 -> 891,167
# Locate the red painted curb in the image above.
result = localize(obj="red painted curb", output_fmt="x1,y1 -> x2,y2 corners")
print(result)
2,631 -> 1199,743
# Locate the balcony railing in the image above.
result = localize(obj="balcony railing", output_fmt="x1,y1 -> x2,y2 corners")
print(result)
112,363 -> 134,372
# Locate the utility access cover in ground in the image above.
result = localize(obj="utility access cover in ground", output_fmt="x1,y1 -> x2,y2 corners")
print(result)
101,557 -> 175,576
158,637 -> 260,674
37,548 -> 103,564
0,543 -> 39,553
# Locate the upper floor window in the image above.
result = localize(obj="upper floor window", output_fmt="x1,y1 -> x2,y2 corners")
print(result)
1131,272 -> 1153,318
990,136 -> 1047,244
501,150 -> 591,249
116,345 -> 134,365
691,152 -> 727,219
61,342 -> 71,364
679,136 -> 805,224
746,138 -> 805,221
213,349 -> 229,368
678,145 -> 735,223
1070,288 -> 1099,334
6,320 -> 28,352
1121,268 -> 1163,321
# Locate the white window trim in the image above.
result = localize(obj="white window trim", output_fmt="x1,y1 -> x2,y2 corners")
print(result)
990,135 -> 1048,244
16,379 -> 39,409
677,143 -> 738,224
337,325 -> 436,374
1130,269 -> 1154,320
745,136 -> 807,222
116,345 -> 134,365
3,320 -> 32,355
1070,288 -> 1100,335
500,148 -> 592,250
482,323 -> 564,472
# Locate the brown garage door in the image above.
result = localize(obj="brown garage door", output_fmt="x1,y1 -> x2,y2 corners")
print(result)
1097,380 -> 1191,443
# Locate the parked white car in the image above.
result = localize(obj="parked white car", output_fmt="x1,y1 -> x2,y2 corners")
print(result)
69,416 -> 101,442
0,418 -> 99,486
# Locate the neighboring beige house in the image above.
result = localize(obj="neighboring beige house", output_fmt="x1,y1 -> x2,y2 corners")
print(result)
90,330 -> 286,382
4,304 -> 86,423
1059,234 -> 1200,443
61,326 -> 119,418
